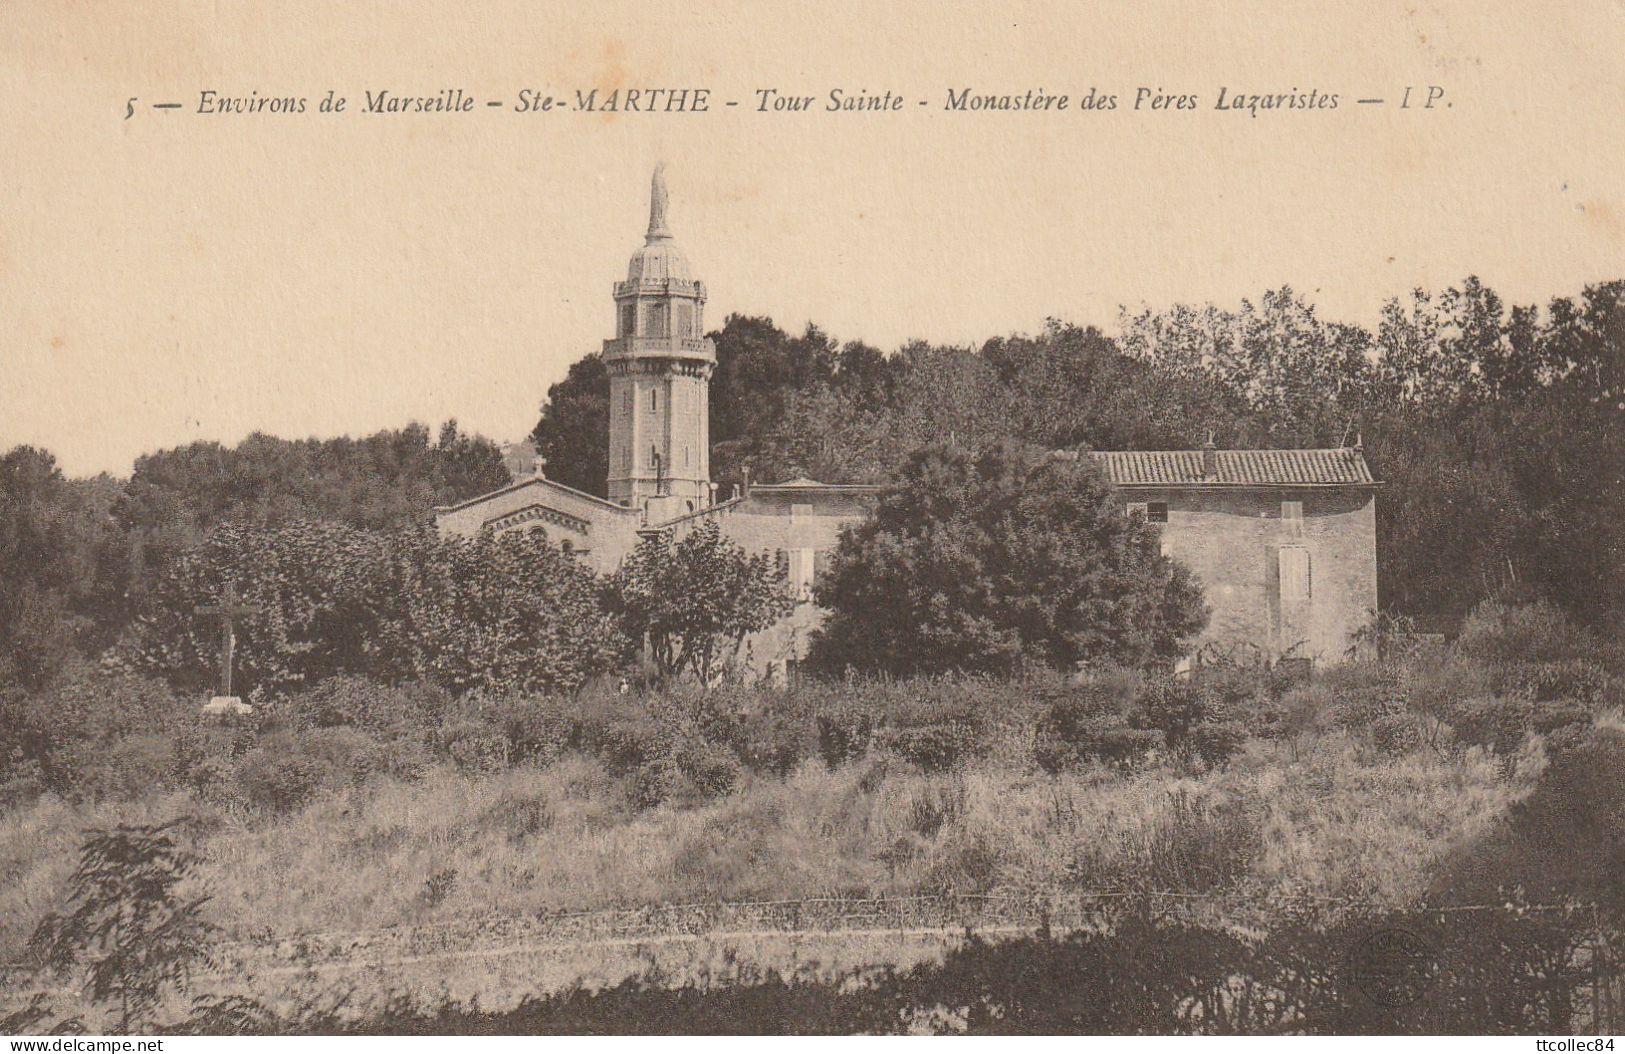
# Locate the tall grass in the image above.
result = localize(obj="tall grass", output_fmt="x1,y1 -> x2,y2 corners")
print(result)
0,728 -> 1525,963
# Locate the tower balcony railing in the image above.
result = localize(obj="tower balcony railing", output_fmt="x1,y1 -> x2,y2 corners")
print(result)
602,335 -> 716,362
614,278 -> 707,300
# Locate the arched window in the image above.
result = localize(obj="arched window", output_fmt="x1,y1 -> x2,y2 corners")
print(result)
645,302 -> 669,338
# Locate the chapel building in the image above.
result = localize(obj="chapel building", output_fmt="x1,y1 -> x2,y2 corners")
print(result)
435,168 -> 1380,674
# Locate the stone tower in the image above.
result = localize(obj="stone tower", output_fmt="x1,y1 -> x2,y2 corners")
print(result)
603,164 -> 716,518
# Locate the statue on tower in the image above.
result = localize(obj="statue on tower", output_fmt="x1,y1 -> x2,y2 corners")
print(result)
647,162 -> 671,240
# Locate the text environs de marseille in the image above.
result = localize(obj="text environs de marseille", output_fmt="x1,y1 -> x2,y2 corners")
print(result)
187,86 -> 1352,118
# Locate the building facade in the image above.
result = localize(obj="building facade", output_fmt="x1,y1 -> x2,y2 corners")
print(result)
436,168 -> 1381,674
1083,446 -> 1380,666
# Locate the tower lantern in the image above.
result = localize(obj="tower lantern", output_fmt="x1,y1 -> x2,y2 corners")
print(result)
602,164 -> 715,518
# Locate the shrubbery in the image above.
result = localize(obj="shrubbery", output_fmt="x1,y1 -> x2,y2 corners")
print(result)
1034,673 -> 1253,773
127,522 -> 627,698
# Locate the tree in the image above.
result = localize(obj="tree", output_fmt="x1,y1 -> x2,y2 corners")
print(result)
809,440 -> 1208,677
607,519 -> 794,684
127,522 -> 625,697
376,526 -> 629,696
28,820 -> 216,1033
0,447 -> 130,689
528,355 -> 610,497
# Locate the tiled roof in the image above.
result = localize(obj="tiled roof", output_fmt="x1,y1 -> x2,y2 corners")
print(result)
1084,448 -> 1374,487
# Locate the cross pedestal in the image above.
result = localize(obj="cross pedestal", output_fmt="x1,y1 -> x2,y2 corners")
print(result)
194,583 -> 262,716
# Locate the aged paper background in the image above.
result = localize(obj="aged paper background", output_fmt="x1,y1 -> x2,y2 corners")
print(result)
3,0 -> 1622,475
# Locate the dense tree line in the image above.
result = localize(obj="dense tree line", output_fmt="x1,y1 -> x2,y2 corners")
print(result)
534,278 -> 1625,633
0,423 -> 509,689
4,276 -> 1621,694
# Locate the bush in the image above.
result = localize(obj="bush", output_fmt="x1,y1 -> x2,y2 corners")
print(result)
232,726 -> 395,812
1503,659 -> 1611,706
814,700 -> 876,768
1033,675 -> 1159,772
673,737 -> 745,799
1454,599 -> 1596,666
874,680 -> 993,773
0,668 -> 195,802
1274,684 -> 1334,756
487,695 -> 577,766
1112,789 -> 1263,893
283,676 -> 447,735
881,721 -> 981,773
686,684 -> 812,777
234,750 -> 327,813
1131,677 -> 1247,767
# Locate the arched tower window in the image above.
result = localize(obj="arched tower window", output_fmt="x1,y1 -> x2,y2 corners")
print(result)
645,302 -> 669,338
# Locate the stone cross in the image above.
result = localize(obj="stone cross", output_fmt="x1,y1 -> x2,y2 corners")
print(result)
194,583 -> 261,698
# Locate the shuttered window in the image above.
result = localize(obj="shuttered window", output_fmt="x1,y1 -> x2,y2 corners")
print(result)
1279,546 -> 1311,604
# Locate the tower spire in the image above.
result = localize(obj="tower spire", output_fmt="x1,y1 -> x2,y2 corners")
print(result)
647,162 -> 671,241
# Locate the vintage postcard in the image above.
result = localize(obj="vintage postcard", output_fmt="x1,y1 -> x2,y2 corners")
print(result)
2,0 -> 1623,1041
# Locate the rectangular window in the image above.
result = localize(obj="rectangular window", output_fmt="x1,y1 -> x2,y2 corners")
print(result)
1146,501 -> 1168,523
675,301 -> 694,337
1279,546 -> 1311,604
619,303 -> 635,337
1281,500 -> 1304,534
790,548 -> 816,598
622,388 -> 632,414
1125,501 -> 1147,519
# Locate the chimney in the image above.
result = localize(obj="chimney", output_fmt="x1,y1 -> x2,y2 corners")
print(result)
1352,432 -> 1363,453
1202,431 -> 1217,479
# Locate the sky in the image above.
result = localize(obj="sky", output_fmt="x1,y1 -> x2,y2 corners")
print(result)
3,0 -> 1623,477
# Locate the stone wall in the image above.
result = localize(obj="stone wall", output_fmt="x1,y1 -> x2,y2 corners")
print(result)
658,487 -> 874,676
1121,486 -> 1378,665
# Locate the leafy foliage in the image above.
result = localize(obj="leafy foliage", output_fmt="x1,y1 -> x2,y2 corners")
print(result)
810,440 -> 1208,676
607,519 -> 794,684
127,522 -> 625,697
28,821 -> 215,1032
527,356 -> 610,497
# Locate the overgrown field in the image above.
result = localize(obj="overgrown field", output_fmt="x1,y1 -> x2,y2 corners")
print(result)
3,601 -> 1623,1030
